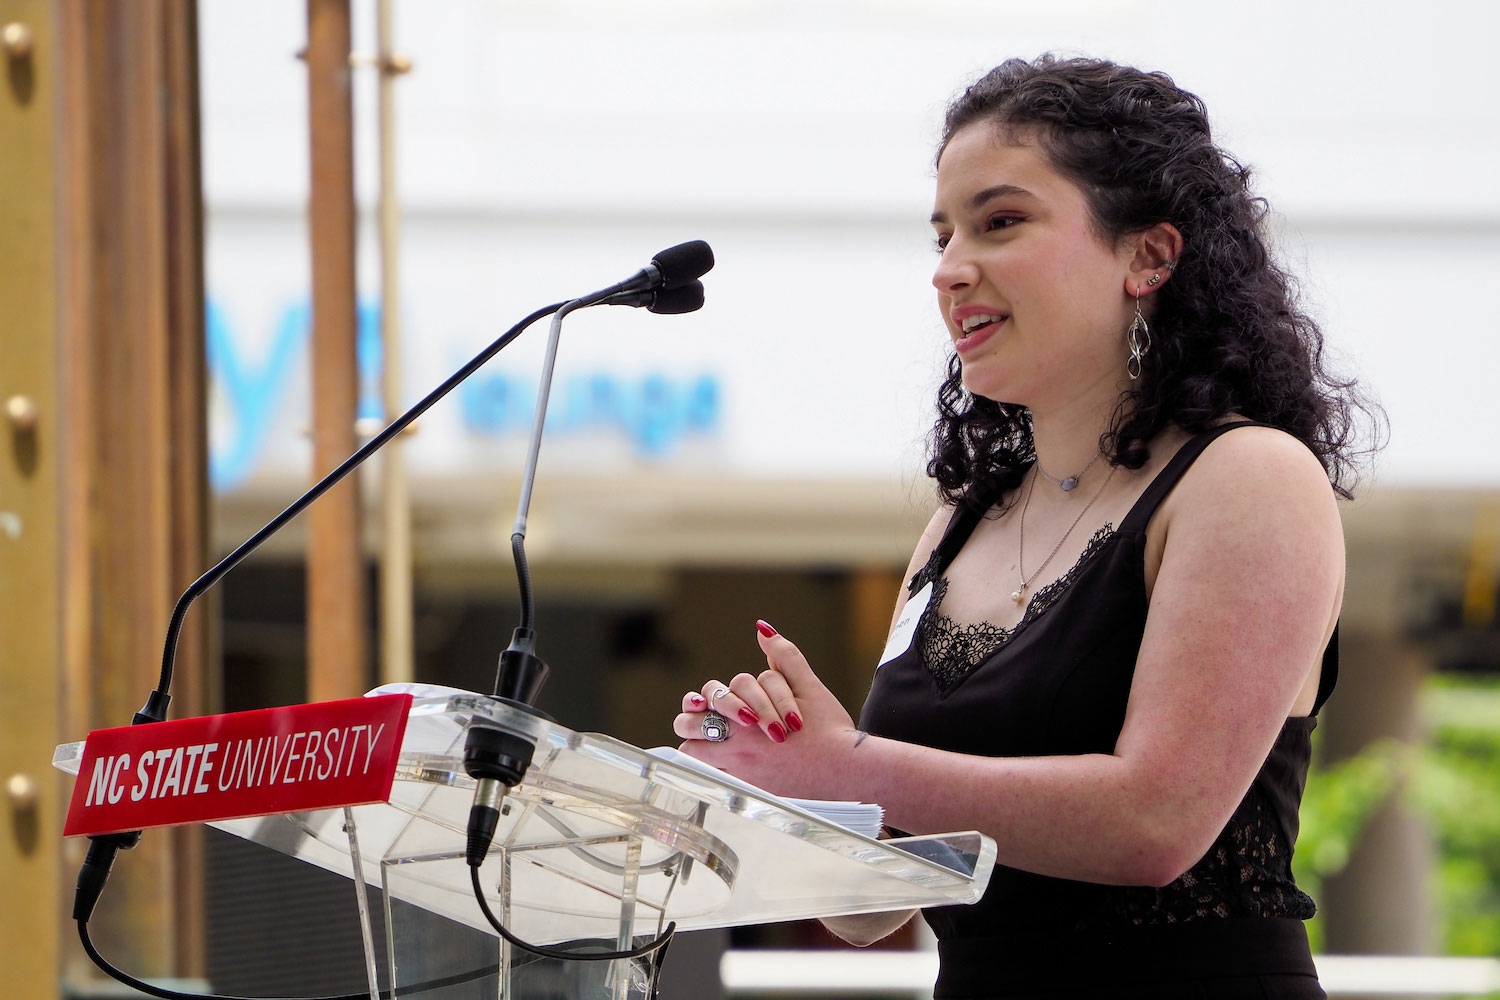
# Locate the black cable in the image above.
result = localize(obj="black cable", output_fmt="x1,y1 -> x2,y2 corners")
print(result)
646,927 -> 673,999
467,865 -> 674,963
79,918 -> 501,1000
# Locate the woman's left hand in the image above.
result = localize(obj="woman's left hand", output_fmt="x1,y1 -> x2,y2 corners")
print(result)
673,620 -> 857,799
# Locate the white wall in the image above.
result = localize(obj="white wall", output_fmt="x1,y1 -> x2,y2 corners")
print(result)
198,0 -> 1500,561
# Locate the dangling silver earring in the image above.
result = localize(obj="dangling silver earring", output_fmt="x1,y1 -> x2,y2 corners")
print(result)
1127,289 -> 1151,381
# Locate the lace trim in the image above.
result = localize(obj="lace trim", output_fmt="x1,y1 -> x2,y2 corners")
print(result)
918,523 -> 1117,691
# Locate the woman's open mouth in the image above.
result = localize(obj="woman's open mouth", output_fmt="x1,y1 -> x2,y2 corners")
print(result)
956,313 -> 1007,352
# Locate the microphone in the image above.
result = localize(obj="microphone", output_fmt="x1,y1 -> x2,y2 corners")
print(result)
606,280 -> 705,314
614,240 -> 715,295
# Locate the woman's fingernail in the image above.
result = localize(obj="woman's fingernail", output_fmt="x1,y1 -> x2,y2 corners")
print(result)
768,722 -> 787,743
738,707 -> 760,726
786,712 -> 803,733
688,693 -> 706,707
756,620 -> 778,638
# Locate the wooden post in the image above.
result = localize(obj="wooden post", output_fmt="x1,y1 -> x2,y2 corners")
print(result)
0,5 -> 65,992
0,0 -> 210,989
304,0 -> 367,702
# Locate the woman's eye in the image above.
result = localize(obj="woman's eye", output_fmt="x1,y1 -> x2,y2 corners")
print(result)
932,217 -> 1015,252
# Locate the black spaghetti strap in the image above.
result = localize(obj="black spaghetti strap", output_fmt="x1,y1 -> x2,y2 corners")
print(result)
908,498 -> 994,592
1117,421 -> 1276,535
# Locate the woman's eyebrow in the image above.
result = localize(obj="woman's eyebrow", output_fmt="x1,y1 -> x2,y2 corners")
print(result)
931,184 -> 1036,225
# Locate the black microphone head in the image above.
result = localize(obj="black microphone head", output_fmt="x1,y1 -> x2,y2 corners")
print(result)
651,240 -> 714,289
649,281 -> 705,314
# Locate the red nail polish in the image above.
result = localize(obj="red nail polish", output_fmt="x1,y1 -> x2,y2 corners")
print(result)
756,620 -> 778,637
739,707 -> 760,726
688,693 -> 706,707
768,722 -> 787,743
786,712 -> 803,733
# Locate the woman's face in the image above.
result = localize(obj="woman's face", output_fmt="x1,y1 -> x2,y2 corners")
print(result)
931,122 -> 1136,410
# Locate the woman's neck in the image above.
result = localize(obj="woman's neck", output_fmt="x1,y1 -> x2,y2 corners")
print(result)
1029,387 -> 1123,488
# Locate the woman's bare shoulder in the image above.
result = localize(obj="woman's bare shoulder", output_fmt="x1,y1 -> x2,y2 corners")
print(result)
1144,424 -> 1342,593
1170,424 -> 1336,510
1152,424 -> 1344,589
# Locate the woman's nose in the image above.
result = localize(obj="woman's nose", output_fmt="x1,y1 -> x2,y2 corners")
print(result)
931,238 -> 978,293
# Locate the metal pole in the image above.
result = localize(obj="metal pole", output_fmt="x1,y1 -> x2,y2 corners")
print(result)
375,0 -> 414,686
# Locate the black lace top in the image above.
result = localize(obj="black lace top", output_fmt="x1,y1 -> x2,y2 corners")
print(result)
918,524 -> 1118,694
858,422 -> 1336,946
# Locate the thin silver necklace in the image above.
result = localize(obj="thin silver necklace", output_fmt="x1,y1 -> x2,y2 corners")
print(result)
1036,452 -> 1100,492
1013,462 -> 1117,604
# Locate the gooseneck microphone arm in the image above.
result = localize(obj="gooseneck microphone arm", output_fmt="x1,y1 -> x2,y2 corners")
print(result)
147,239 -> 714,717
140,299 -> 568,725
499,279 -> 705,636
505,243 -> 714,642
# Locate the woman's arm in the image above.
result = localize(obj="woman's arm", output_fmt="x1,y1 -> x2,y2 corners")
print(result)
684,429 -> 1344,887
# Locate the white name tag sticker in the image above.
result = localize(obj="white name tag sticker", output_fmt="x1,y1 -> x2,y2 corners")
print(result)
878,581 -> 932,668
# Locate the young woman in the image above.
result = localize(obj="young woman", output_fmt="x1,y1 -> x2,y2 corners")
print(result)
673,55 -> 1374,999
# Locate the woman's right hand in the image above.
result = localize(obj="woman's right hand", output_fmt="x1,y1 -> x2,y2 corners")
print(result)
676,661 -> 806,746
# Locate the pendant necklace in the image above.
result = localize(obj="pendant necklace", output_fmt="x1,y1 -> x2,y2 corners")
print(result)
1012,460 -> 1116,604
1036,452 -> 1100,492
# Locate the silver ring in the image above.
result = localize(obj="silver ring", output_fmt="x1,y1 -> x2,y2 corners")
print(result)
701,710 -> 731,742
710,686 -> 730,706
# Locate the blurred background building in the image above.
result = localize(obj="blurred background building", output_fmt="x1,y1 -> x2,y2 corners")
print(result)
3,1 -> 1498,997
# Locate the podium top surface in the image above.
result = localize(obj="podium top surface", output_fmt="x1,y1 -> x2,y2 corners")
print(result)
57,691 -> 996,942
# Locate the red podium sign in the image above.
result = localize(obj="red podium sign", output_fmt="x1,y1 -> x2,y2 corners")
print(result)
64,694 -> 413,837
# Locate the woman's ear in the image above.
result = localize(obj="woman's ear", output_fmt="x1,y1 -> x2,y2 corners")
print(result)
1125,222 -> 1184,297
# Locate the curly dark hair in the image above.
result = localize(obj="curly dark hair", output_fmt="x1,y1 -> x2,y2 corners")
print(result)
928,55 -> 1380,510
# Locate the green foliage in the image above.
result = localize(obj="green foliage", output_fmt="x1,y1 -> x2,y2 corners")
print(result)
1418,677 -> 1500,957
1297,676 -> 1500,957
1297,738 -> 1403,953
1299,739 -> 1402,878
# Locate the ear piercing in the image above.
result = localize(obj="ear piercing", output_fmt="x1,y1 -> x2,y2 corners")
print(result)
1127,289 -> 1151,381
1145,259 -> 1179,287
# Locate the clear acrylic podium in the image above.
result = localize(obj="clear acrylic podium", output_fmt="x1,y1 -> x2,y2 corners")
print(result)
57,691 -> 996,999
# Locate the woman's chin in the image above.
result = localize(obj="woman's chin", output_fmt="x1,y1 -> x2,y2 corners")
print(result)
960,369 -> 1022,407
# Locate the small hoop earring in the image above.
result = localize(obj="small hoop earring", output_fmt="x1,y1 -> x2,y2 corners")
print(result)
1127,290 -> 1151,381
